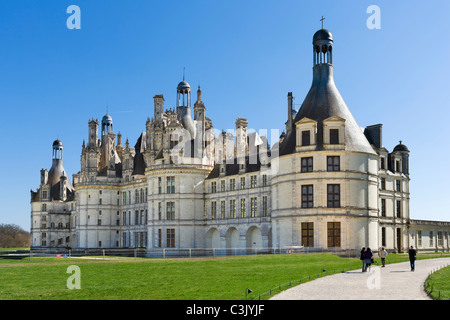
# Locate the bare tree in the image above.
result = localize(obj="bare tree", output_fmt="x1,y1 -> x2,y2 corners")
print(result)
0,224 -> 30,248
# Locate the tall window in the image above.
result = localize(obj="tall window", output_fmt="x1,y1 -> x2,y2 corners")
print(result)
327,222 -> 341,247
240,177 -> 246,190
396,200 -> 401,218
301,157 -> 313,173
251,197 -> 257,217
240,199 -> 246,218
221,180 -> 226,192
327,184 -> 340,208
158,229 -> 162,247
211,181 -> 217,193
418,231 -> 422,247
301,185 -> 314,208
230,179 -> 236,191
329,129 -> 339,144
167,229 -> 175,248
380,178 -> 386,190
262,196 -> 268,217
211,201 -> 217,220
381,227 -> 386,247
251,176 -> 257,188
158,177 -> 162,194
327,156 -> 340,171
430,231 -> 434,246
381,199 -> 386,217
220,201 -> 226,219
166,202 -> 175,220
167,176 -> 175,194
158,202 -> 162,220
301,222 -> 314,247
230,199 -> 236,218
396,180 -> 401,192
301,130 -> 311,146
262,174 -> 268,187
438,232 -> 443,246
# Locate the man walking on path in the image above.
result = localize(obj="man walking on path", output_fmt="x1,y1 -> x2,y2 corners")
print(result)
409,246 -> 417,271
379,247 -> 387,267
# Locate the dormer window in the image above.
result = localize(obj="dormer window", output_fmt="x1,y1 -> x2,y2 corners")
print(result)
302,131 -> 311,146
295,117 -> 317,152
329,129 -> 339,144
323,116 -> 345,150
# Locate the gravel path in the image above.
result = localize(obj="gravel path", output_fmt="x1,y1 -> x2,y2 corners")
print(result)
270,257 -> 450,300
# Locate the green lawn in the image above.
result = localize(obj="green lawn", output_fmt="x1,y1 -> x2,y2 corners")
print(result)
425,265 -> 450,300
0,252 -> 449,300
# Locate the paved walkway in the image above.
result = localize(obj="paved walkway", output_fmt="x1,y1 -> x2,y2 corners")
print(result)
271,257 -> 450,300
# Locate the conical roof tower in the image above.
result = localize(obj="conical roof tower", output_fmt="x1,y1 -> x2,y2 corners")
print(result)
280,29 -> 376,156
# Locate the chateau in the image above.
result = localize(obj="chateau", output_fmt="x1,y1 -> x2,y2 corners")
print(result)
30,28 -> 450,253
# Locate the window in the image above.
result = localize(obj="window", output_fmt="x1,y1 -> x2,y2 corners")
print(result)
211,201 -> 217,220
395,160 -> 400,172
418,231 -> 422,247
327,184 -> 340,208
158,203 -> 162,220
221,180 -> 226,192
211,181 -> 217,193
302,222 -> 314,247
396,200 -> 401,218
123,192 -> 127,205
158,177 -> 162,194
327,222 -> 341,247
230,179 -> 236,191
240,177 -> 246,189
42,204 -> 47,212
381,227 -> 386,247
430,231 -> 434,246
380,178 -> 386,190
220,201 -> 226,219
157,229 -> 162,247
262,175 -> 268,187
166,202 -> 175,220
230,199 -> 236,218
438,232 -> 443,246
251,197 -> 257,217
240,199 -> 246,217
251,176 -> 257,188
262,196 -> 268,217
327,156 -> 340,171
301,185 -> 314,208
302,130 -> 310,146
396,180 -> 401,192
329,129 -> 339,144
380,157 -> 385,170
381,199 -> 386,217
301,157 -> 313,173
167,229 -> 175,248
167,176 -> 175,194
42,190 -> 48,199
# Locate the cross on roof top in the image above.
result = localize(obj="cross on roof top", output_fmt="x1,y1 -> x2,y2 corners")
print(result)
320,16 -> 325,29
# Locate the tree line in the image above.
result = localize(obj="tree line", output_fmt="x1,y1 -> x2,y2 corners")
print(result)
0,224 -> 30,248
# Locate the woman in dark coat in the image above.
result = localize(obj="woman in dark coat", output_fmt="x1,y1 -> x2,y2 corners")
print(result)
364,248 -> 373,272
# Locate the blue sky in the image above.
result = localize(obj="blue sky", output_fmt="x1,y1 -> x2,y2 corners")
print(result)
0,0 -> 449,230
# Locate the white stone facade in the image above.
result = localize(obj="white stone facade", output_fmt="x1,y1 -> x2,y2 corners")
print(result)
30,28 -> 450,253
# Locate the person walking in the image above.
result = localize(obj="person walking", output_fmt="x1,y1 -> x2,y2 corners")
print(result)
364,248 -> 373,272
360,247 -> 366,272
379,247 -> 388,267
408,246 -> 416,271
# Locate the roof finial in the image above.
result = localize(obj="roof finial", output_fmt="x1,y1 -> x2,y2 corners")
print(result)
320,16 -> 326,29
183,67 -> 185,81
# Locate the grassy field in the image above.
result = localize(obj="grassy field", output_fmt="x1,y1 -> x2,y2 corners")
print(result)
0,252 -> 449,300
425,265 -> 450,300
